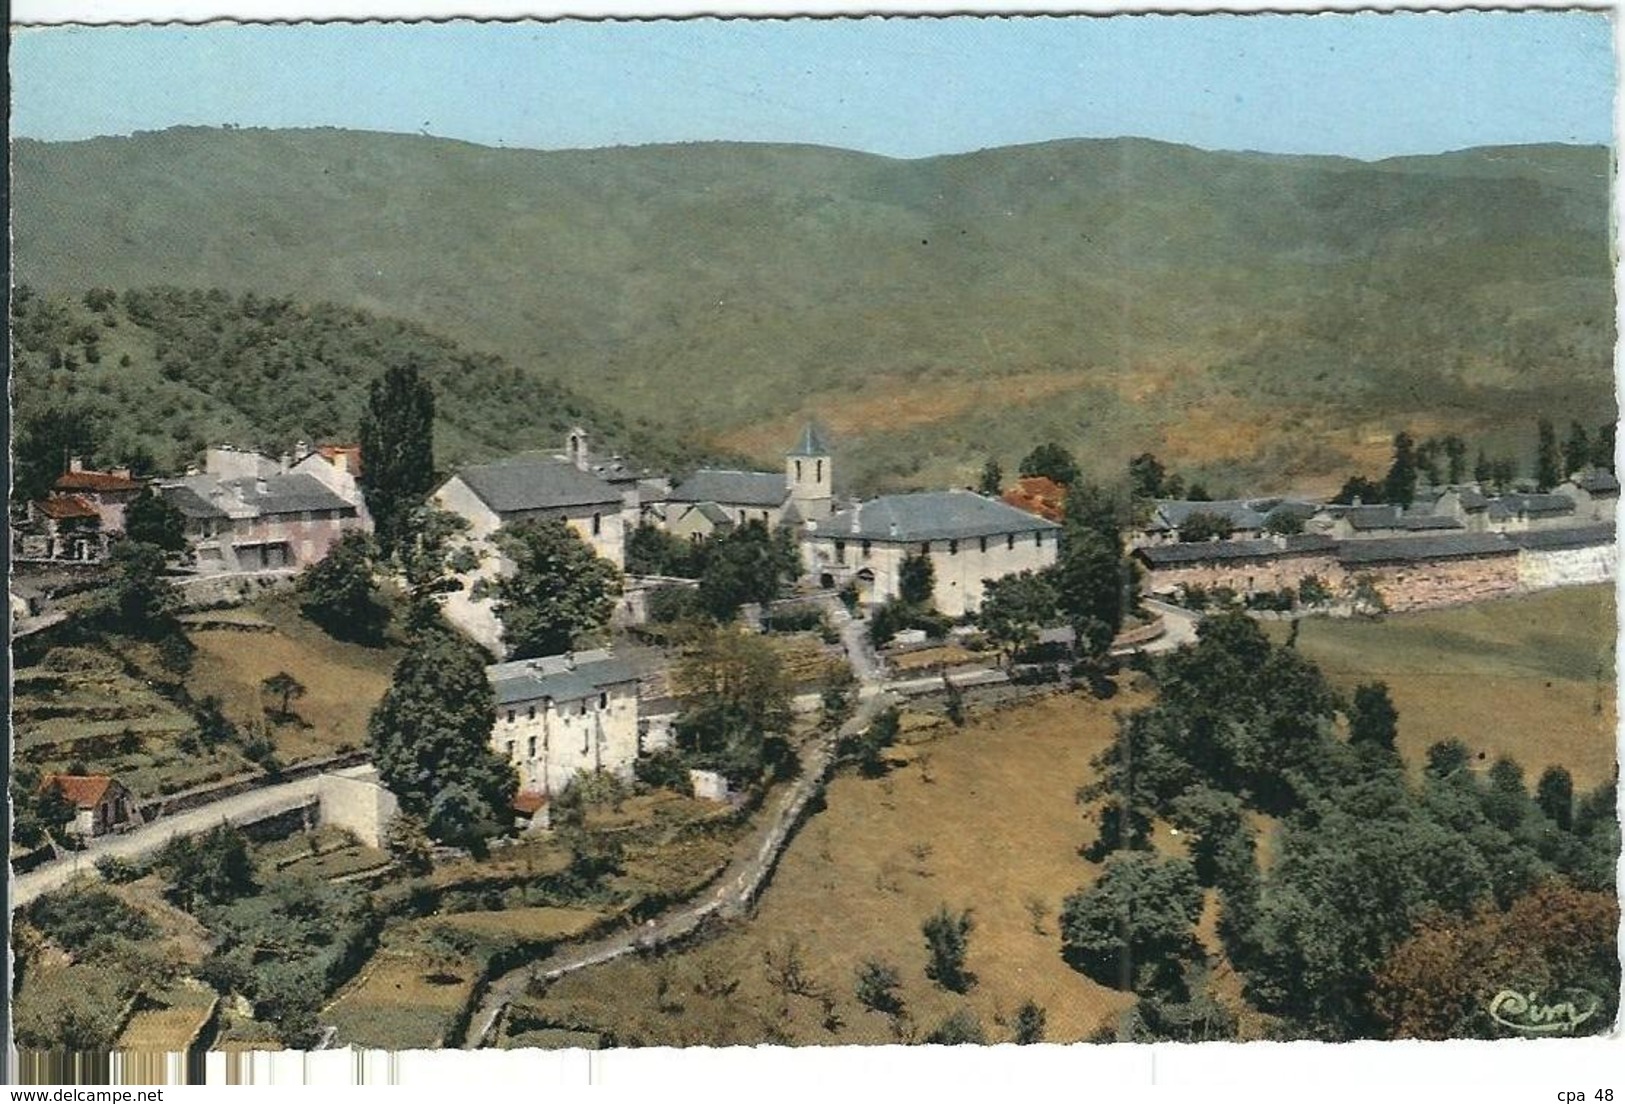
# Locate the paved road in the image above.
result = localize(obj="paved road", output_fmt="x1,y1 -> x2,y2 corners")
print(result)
1139,598 -> 1202,654
10,775 -> 326,908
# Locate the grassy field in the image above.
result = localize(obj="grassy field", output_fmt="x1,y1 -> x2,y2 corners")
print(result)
1274,585 -> 1617,788
325,945 -> 480,1050
516,689 -> 1150,1046
186,594 -> 401,763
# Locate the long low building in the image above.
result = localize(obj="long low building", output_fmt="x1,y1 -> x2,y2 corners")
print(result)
1136,525 -> 1614,613
805,490 -> 1061,618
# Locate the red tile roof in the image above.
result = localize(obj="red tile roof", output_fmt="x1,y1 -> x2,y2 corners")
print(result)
42,774 -> 117,809
37,495 -> 101,521
317,445 -> 363,477
513,791 -> 549,816
55,469 -> 143,493
1002,476 -> 1067,523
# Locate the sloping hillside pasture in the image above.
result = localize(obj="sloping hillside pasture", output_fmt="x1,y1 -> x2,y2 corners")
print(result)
1274,585 -> 1616,789
516,690 -> 1151,1046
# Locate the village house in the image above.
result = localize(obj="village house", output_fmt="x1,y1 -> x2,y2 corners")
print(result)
486,650 -> 642,800
1558,469 -> 1620,522
159,446 -> 366,572
433,446 -> 634,568
1317,503 -> 1466,540
806,490 -> 1061,617
289,443 -> 371,525
42,774 -> 141,838
1136,499 -> 1273,546
15,495 -> 105,562
52,459 -> 145,535
662,423 -> 836,538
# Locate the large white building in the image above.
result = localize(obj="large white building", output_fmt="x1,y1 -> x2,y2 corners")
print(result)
486,650 -> 642,798
805,490 -> 1062,617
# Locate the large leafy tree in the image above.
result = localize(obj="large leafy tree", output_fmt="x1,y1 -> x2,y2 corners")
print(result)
491,517 -> 622,660
367,623 -> 514,848
94,540 -> 180,637
977,569 -> 1059,662
1059,851 -> 1204,994
1372,881 -> 1619,1040
1018,442 -> 1081,488
13,405 -> 103,505
1348,682 -> 1399,754
695,519 -> 799,622
296,531 -> 387,644
122,487 -> 188,552
359,361 -> 437,558
1055,482 -> 1127,664
671,624 -> 793,785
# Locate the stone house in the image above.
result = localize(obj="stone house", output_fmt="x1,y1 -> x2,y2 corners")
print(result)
42,774 -> 140,838
52,460 -> 145,535
1557,470 -> 1619,523
1324,504 -> 1465,540
16,495 -> 106,562
290,444 -> 370,525
487,650 -> 642,797
1134,535 -> 1339,599
433,452 -> 633,568
159,447 -> 366,572
1137,499 -> 1270,546
805,490 -> 1061,617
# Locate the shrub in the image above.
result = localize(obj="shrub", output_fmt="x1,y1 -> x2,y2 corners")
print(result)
854,958 -> 904,1015
634,748 -> 690,793
763,603 -> 826,633
923,1008 -> 986,1045
922,905 -> 975,992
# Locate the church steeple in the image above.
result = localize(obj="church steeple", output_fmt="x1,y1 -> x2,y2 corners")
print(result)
786,422 -> 833,521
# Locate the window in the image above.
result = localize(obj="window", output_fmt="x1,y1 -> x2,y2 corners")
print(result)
979,536 -> 988,553
505,741 -> 515,760
949,539 -> 959,555
796,460 -> 803,481
599,692 -> 608,710
920,542 -> 931,555
527,705 -> 536,720
592,513 -> 602,536
1035,531 -> 1044,546
816,460 -> 823,482
528,736 -> 537,758
861,540 -> 871,559
835,540 -> 847,564
579,700 -> 588,716
506,710 -> 515,724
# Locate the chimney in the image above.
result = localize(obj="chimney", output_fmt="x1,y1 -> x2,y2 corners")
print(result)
279,452 -> 292,472
68,456 -> 86,474
564,651 -> 577,671
849,505 -> 861,535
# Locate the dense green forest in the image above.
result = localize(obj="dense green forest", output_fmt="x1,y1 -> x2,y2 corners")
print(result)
12,130 -> 1615,493
9,286 -> 718,492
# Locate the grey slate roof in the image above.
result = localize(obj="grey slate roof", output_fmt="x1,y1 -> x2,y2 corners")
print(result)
1496,493 -> 1577,518
788,422 -> 832,458
813,491 -> 1061,543
694,502 -> 735,526
225,474 -> 354,516
160,484 -> 229,520
1397,514 -> 1464,532
1136,539 -> 1290,566
1574,469 -> 1620,495
1152,500 -> 1268,532
669,469 -> 788,508
1458,489 -> 1491,511
161,473 -> 352,518
1504,523 -> 1616,552
1336,533 -> 1515,566
487,649 -> 641,707
454,454 -> 623,514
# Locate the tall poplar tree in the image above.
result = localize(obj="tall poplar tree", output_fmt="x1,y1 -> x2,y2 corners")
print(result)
359,361 -> 437,557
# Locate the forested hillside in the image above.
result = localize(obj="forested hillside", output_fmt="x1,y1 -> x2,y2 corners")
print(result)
12,129 -> 1615,493
9,286 -> 715,494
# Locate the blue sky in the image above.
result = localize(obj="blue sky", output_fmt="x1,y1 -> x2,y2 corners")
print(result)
10,12 -> 1614,159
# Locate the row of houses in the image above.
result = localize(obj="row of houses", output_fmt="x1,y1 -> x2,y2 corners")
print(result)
1133,469 -> 1617,547
1135,523 -> 1617,613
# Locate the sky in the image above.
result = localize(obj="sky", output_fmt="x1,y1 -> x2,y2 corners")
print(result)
9,11 -> 1615,160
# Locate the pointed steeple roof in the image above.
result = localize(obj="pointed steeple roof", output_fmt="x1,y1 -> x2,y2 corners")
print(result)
788,421 -> 831,458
